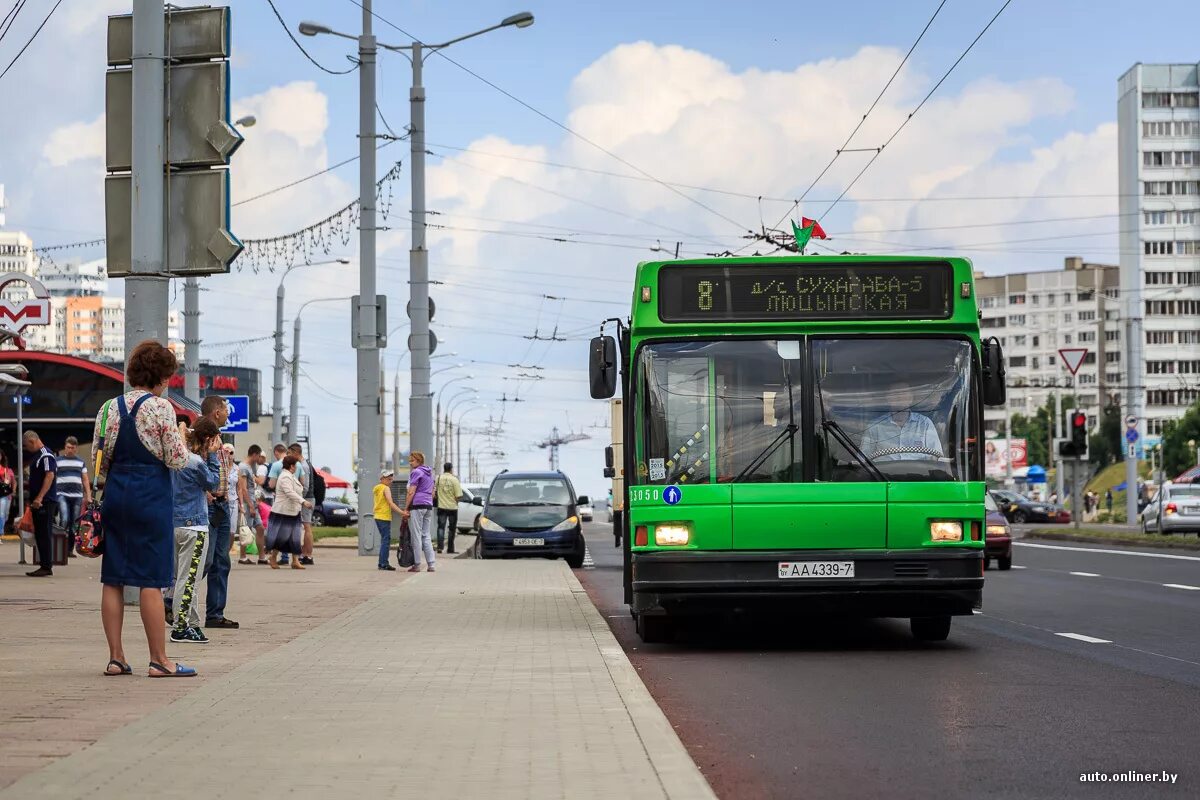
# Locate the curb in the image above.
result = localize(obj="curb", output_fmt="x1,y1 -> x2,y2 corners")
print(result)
562,564 -> 717,800
1025,531 -> 1200,551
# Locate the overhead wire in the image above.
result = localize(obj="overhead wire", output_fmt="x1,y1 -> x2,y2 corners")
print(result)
0,0 -> 62,83
0,0 -> 28,45
264,0 -> 357,75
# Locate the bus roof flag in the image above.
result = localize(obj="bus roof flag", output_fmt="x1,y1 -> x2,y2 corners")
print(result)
790,217 -> 828,252
1058,347 -> 1088,376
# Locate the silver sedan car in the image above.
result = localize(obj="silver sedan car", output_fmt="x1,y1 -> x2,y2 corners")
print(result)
1142,483 -> 1200,535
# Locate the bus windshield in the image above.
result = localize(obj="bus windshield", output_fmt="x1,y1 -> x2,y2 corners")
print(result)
813,338 -> 975,482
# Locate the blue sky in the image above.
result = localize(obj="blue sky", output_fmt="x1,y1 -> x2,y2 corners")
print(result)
1,0 -> 1197,492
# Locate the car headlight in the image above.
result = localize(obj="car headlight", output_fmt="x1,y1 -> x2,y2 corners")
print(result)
550,516 -> 579,532
654,524 -> 690,546
1032,506 -> 1046,513
985,525 -> 1008,538
479,516 -> 505,532
332,508 -> 349,515
930,521 -> 963,542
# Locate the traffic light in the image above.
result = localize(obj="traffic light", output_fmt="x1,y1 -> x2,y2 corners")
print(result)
1059,410 -> 1089,458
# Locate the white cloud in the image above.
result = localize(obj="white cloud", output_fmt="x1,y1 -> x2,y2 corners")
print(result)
42,114 -> 105,167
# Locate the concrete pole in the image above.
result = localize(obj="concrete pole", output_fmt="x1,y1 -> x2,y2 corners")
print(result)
409,42 -> 433,460
183,278 -> 200,402
1004,381 -> 1013,488
393,369 -> 401,471
125,0 -> 167,605
355,0 -> 382,557
272,284 -> 285,447
379,359 -> 386,466
1125,299 -> 1142,526
434,400 -> 441,468
289,316 -> 300,444
456,421 -> 462,470
1054,388 -> 1064,502
125,0 -> 169,365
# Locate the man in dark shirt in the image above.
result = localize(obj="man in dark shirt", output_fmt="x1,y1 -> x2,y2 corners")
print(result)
23,431 -> 58,577
200,395 -> 238,629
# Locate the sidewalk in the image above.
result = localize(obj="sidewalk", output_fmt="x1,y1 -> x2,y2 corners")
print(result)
0,553 -> 714,799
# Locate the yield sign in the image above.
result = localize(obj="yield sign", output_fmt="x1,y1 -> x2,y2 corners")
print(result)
1058,347 -> 1089,376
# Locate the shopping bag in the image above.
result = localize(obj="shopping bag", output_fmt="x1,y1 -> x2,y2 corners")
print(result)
237,524 -> 255,548
396,518 -> 414,568
76,502 -> 105,558
16,506 -> 33,534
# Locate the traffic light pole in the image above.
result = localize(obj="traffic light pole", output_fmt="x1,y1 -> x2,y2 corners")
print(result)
1073,457 -> 1083,531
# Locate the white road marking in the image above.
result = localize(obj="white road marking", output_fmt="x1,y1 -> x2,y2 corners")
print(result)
1069,571 -> 1101,577
1015,541 -> 1200,562
1010,565 -> 1027,569
582,546 -> 595,569
1163,583 -> 1200,591
1056,632 -> 1112,644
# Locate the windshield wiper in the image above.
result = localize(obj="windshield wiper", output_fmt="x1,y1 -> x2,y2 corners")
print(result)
821,420 -> 885,482
733,424 -> 798,483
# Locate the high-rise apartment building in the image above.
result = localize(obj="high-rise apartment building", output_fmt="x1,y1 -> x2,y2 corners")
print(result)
1118,63 -> 1200,440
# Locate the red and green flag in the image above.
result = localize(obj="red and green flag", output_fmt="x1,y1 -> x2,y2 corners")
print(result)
790,216 -> 828,252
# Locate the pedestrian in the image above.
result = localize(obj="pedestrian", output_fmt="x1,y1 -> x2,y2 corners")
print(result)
0,449 -> 15,537
373,469 -> 402,571
168,418 -> 221,644
264,443 -> 290,564
94,339 -> 195,678
238,445 -> 267,565
199,395 -> 238,630
56,436 -> 91,558
23,431 -> 58,577
288,443 -> 317,566
265,454 -> 309,569
403,451 -> 436,573
435,462 -> 462,554
1049,491 -> 1059,505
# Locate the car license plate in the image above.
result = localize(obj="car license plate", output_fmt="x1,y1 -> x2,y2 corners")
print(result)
778,561 -> 855,579
513,538 -> 545,546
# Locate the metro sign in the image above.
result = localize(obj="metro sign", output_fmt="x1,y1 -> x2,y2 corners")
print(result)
1058,347 -> 1089,376
0,273 -> 51,332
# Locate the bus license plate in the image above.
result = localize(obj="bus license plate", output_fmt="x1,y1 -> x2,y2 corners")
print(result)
778,561 -> 855,579
513,538 -> 544,546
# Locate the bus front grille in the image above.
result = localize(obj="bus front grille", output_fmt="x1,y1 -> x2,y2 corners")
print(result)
893,563 -> 930,578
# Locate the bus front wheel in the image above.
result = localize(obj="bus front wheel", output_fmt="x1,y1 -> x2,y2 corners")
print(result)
636,613 -> 674,644
911,616 -> 951,642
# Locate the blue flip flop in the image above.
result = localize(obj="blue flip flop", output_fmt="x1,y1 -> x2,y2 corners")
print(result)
103,659 -> 132,676
148,661 -> 197,678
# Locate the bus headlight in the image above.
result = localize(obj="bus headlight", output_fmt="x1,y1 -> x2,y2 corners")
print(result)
654,524 -> 690,546
930,521 -> 963,542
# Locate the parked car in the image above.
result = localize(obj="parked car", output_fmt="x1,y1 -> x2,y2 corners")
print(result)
1141,482 -> 1200,535
990,489 -> 1068,524
457,485 -> 489,532
312,499 -> 358,527
476,470 -> 587,567
983,492 -> 1013,570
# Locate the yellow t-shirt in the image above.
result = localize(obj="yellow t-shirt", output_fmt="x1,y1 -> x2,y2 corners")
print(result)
436,473 -> 462,510
373,483 -> 393,522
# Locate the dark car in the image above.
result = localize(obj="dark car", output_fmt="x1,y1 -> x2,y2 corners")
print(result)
476,470 -> 587,567
312,499 -> 358,527
990,489 -> 1067,524
983,492 -> 1013,570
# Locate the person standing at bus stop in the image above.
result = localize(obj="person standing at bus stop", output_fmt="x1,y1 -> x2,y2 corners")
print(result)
435,462 -> 462,554
373,470 -> 402,571
56,436 -> 91,558
403,452 -> 436,573
23,431 -> 58,577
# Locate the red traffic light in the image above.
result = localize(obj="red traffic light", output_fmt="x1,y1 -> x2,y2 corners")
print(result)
1071,411 -> 1087,430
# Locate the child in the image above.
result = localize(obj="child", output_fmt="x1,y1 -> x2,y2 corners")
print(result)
167,418 -> 221,644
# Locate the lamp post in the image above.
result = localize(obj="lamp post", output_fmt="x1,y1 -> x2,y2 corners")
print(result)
290,295 -> 355,449
444,391 -> 478,467
452,404 -> 488,469
273,258 -> 350,447
432,373 -> 472,466
299,8 -> 534,484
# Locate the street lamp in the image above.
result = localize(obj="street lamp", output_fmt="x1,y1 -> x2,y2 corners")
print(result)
298,6 -> 534,486
235,115 -> 257,127
273,258 -> 351,446
451,404 -> 489,468
289,295 -> 356,447
432,376 -> 474,466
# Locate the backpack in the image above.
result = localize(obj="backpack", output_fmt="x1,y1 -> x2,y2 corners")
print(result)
312,469 -> 326,505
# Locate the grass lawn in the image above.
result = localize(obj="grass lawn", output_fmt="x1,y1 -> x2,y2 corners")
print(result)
1028,526 -> 1200,551
313,526 -> 357,540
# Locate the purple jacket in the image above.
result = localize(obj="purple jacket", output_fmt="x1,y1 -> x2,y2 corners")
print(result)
407,465 -> 434,507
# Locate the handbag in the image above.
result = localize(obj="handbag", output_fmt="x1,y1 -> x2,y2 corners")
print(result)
16,506 -> 34,545
77,399 -> 113,558
396,517 -> 414,568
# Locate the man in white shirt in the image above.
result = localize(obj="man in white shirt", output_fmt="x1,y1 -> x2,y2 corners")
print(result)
859,387 -> 943,462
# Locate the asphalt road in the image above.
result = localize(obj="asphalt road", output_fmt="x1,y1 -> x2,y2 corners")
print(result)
575,523 -> 1200,799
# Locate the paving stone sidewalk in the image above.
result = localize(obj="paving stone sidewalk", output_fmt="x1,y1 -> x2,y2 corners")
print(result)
0,557 -> 714,800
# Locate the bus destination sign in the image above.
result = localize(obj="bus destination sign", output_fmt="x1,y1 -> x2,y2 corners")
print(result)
658,262 -> 953,322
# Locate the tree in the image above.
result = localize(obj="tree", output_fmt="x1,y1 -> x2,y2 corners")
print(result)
1010,392 -> 1078,468
1089,403 -> 1124,468
1161,399 -> 1200,478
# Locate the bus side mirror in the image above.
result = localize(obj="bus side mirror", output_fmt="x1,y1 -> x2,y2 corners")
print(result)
982,338 -> 1006,407
603,445 -> 615,478
589,335 -> 618,399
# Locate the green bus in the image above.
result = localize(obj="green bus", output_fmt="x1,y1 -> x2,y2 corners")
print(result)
588,255 -> 1006,643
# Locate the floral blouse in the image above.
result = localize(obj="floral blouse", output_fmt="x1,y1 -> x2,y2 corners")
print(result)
93,390 -> 189,483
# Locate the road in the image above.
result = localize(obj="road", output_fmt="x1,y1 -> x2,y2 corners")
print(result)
575,523 -> 1199,799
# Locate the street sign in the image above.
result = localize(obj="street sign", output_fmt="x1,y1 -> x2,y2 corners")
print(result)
0,273 -> 51,331
407,297 -> 435,322
1125,415 -> 1137,428
105,170 -> 241,276
105,6 -> 242,277
1058,347 -> 1089,376
1127,444 -> 1137,460
220,395 -> 249,433
408,330 -> 439,356
1126,428 -> 1139,444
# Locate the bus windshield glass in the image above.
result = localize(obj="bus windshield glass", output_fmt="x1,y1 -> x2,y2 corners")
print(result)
813,338 -> 975,482
639,340 -> 803,485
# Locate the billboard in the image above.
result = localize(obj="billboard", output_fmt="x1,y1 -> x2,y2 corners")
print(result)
985,437 -> 1028,478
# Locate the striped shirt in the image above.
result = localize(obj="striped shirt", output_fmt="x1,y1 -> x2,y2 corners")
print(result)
55,454 -> 88,499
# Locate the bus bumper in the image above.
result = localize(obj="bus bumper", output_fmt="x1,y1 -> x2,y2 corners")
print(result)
631,549 -> 983,618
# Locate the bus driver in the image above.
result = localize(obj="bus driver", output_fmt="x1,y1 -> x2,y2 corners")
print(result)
859,385 -> 944,462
